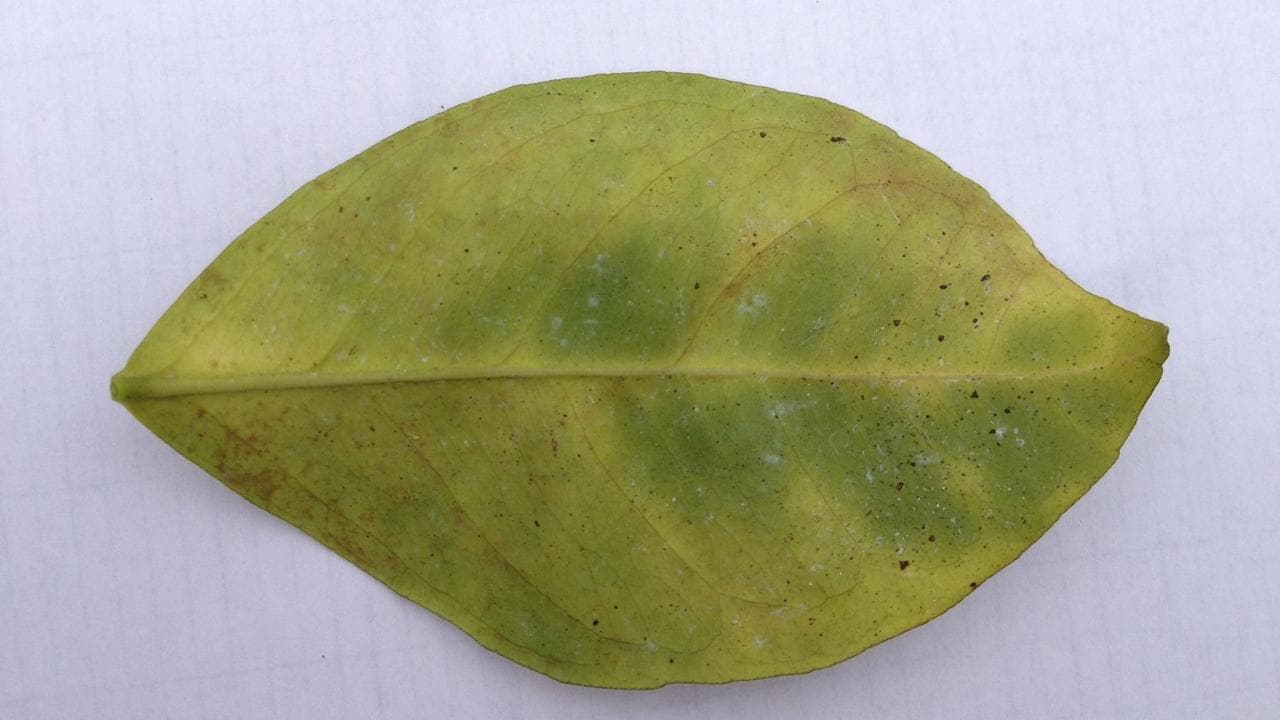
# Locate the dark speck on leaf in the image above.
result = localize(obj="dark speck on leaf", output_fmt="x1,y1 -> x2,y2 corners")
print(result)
981,273 -> 991,282
830,136 -> 847,143
938,335 -> 946,342
899,560 -> 910,570
759,131 -> 767,138
970,390 -> 979,399
893,319 -> 902,327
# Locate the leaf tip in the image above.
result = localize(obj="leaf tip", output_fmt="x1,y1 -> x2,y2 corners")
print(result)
110,371 -> 134,403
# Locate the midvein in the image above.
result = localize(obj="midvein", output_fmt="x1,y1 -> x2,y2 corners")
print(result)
110,359 -> 1147,400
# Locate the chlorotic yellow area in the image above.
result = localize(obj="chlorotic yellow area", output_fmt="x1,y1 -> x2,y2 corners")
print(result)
112,72 -> 1167,688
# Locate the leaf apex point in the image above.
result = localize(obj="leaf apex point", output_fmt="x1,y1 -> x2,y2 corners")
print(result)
109,373 -> 126,402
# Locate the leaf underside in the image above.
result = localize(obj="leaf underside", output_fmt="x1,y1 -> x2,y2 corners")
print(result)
113,72 -> 1167,688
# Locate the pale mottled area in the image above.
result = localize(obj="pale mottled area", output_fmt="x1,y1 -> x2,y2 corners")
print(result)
112,74 -> 1166,687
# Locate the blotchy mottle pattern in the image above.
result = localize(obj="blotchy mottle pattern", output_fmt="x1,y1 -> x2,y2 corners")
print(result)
113,73 -> 1167,687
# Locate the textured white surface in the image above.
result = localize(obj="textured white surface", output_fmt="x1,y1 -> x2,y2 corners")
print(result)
2,1 -> 1278,718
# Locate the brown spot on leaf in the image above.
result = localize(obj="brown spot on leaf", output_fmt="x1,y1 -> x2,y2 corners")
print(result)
224,428 -> 262,455
226,468 -> 283,502
330,531 -> 375,569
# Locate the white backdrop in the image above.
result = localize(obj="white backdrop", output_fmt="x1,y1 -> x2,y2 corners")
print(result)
2,2 -> 1278,718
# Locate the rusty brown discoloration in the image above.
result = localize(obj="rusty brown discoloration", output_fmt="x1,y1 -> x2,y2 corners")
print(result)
223,467 -> 284,502
190,269 -> 229,301
224,427 -> 262,455
330,528 -> 376,568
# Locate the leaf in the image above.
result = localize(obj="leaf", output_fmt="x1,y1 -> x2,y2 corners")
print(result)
112,72 -> 1167,688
